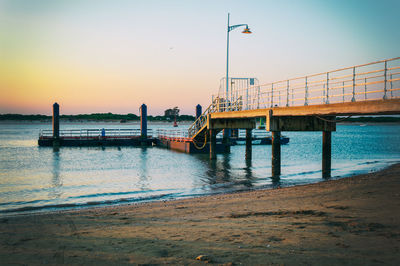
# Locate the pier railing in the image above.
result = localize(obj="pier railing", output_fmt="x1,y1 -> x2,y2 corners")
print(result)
214,57 -> 400,111
39,129 -> 153,139
156,129 -> 191,142
188,99 -> 219,138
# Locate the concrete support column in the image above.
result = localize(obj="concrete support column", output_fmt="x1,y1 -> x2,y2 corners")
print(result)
209,129 -> 216,160
140,104 -> 147,139
196,104 -> 202,119
52,102 -> 60,139
245,128 -> 252,160
272,131 -> 281,177
322,131 -> 332,178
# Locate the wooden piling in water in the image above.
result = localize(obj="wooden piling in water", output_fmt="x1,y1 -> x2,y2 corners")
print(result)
196,104 -> 202,119
140,104 -> 147,139
52,103 -> 60,147
52,103 -> 59,139
245,128 -> 252,160
322,131 -> 332,178
222,129 -> 231,153
209,129 -> 216,160
272,131 -> 281,176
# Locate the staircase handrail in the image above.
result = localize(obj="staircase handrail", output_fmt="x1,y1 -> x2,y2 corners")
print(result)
188,99 -> 219,138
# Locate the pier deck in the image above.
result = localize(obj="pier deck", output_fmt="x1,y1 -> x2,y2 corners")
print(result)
38,129 -> 157,147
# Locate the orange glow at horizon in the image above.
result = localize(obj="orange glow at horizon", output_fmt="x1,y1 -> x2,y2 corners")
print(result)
1,1 -> 398,115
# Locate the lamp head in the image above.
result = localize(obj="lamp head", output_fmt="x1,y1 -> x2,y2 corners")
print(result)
242,26 -> 252,34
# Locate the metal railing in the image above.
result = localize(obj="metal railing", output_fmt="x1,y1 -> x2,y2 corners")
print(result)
214,57 -> 400,111
156,129 -> 191,142
187,57 -> 400,138
187,98 -> 219,138
39,129 -> 153,139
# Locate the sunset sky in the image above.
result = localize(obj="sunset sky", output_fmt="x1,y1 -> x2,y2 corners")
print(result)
1,0 -> 399,115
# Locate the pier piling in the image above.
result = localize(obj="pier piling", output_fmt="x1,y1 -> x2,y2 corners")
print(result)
322,131 -> 332,178
196,104 -> 202,119
140,104 -> 147,139
209,129 -> 217,160
52,103 -> 59,139
52,103 -> 60,147
272,131 -> 281,177
245,129 -> 252,160
222,129 -> 231,153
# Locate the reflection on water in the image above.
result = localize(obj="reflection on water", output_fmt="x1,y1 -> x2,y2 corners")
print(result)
0,122 -> 399,215
49,148 -> 62,199
205,158 -> 217,185
138,147 -> 149,190
243,159 -> 255,188
271,175 -> 281,188
199,153 -> 258,189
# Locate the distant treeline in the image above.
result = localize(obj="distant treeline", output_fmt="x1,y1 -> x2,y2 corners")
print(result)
0,113 -> 196,122
1,113 -> 399,123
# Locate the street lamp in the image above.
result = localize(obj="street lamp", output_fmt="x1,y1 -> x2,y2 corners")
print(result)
226,13 -> 252,105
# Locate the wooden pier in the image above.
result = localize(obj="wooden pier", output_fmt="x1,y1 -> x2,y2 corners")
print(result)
39,58 -> 400,179
187,58 -> 400,178
38,128 -> 156,147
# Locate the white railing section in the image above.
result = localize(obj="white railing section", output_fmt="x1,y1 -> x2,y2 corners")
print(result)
39,129 -> 153,139
156,129 -> 191,142
214,57 -> 400,111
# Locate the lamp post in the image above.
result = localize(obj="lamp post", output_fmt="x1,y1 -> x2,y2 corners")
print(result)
226,13 -> 252,104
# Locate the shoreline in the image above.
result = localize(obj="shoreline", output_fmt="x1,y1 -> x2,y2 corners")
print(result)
2,160 -> 397,218
1,163 -> 399,265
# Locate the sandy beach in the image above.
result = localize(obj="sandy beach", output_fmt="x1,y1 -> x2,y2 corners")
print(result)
0,164 -> 399,265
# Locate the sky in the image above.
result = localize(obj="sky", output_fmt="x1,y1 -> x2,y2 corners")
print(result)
1,0 -> 399,115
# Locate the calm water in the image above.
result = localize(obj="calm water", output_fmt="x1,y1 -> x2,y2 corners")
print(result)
0,122 -> 399,216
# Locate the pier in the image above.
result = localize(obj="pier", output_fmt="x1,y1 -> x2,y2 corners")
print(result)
39,57 -> 400,178
38,128 -> 156,146
188,57 -> 400,177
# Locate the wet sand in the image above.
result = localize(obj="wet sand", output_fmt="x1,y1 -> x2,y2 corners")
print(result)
1,164 -> 399,265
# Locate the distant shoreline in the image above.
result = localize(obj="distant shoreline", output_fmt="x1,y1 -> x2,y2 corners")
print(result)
0,120 -> 195,125
0,113 -> 196,123
1,114 -> 399,124
1,120 -> 399,125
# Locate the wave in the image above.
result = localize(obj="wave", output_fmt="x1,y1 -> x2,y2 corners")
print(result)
0,193 -> 178,215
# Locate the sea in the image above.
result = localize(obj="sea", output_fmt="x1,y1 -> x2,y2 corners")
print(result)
0,121 -> 399,216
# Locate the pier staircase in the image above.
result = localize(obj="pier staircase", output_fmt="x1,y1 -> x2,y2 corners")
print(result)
187,100 -> 216,149
188,95 -> 246,148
